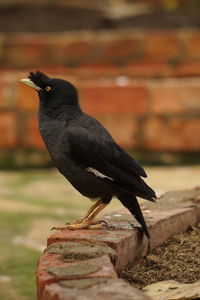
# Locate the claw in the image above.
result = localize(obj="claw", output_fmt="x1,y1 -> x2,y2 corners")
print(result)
100,220 -> 108,226
51,219 -> 108,231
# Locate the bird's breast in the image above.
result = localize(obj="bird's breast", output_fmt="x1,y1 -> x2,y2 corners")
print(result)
39,117 -> 69,164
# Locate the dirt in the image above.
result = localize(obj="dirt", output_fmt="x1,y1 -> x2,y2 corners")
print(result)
119,223 -> 200,289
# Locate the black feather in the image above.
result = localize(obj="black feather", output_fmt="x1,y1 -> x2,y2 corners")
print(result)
26,71 -> 157,239
28,71 -> 49,85
118,193 -> 150,239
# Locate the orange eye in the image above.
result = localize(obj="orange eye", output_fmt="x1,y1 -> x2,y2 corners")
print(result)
45,86 -> 51,91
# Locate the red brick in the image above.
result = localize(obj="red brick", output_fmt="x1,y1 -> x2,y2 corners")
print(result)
144,32 -> 181,61
150,81 -> 200,114
142,117 -> 200,151
128,62 -> 172,78
96,114 -> 137,149
103,38 -> 140,61
173,62 -> 200,77
38,188 -> 199,299
17,82 -> 38,111
47,220 -> 146,271
46,41 -> 93,66
43,279 -> 151,300
0,76 -> 8,109
0,73 -> 17,109
147,207 -> 198,249
0,112 -> 18,149
5,43 -> 45,67
48,192 -> 199,270
187,34 -> 200,60
37,254 -> 116,299
67,41 -> 93,58
45,44 -> 68,65
182,119 -> 200,150
81,84 -> 148,115
25,116 -> 45,150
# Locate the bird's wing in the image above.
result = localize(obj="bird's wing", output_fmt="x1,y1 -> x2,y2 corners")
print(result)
68,117 -> 147,183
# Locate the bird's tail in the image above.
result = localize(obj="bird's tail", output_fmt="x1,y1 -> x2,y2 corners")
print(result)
117,193 -> 150,239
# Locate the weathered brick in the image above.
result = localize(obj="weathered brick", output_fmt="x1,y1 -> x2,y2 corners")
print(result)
0,112 -> 18,149
81,83 -> 148,115
37,188 -> 200,299
142,117 -> 200,151
24,115 -> 45,150
128,62 -> 172,78
17,82 -> 38,111
67,41 -> 93,59
103,38 -> 140,61
187,34 -> 200,60
47,218 -> 146,271
4,43 -> 45,67
150,81 -> 200,114
0,76 -> 8,109
43,279 -> 151,300
0,73 -> 17,109
144,32 -> 181,61
37,254 -> 117,299
96,114 -> 137,149
48,198 -> 198,270
173,61 -> 200,77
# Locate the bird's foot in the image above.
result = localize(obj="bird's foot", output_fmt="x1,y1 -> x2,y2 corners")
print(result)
51,220 -> 108,231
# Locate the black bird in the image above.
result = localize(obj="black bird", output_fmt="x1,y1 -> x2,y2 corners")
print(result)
21,71 -> 156,239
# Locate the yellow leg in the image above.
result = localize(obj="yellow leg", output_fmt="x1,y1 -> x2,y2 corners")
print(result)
52,200 -> 108,231
66,199 -> 103,225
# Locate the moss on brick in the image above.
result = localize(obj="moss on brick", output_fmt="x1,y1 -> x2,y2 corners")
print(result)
48,262 -> 101,278
45,240 -> 116,263
59,277 -> 108,289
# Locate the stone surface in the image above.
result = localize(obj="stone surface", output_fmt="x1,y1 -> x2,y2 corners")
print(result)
143,280 -> 200,300
43,279 -> 152,300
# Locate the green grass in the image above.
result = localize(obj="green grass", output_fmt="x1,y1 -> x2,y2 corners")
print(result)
0,211 -> 38,300
0,171 -> 86,300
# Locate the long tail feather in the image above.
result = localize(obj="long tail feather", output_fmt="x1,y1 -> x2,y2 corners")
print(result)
117,193 -> 150,239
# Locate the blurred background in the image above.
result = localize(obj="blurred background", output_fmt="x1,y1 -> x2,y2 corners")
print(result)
0,0 -> 200,299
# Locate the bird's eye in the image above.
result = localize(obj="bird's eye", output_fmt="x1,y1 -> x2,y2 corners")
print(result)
45,86 -> 51,91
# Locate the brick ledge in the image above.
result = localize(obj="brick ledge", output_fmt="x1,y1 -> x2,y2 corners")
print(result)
37,187 -> 200,299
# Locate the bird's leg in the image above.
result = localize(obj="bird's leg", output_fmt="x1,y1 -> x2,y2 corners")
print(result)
52,200 -> 107,230
65,199 -> 103,225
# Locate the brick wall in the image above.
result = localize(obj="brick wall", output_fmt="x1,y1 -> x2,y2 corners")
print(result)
1,30 -> 200,77
0,30 -> 200,166
0,73 -> 199,154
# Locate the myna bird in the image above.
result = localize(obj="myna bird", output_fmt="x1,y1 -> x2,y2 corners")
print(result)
21,71 -> 156,239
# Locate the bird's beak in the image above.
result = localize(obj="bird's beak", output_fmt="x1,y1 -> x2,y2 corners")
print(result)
20,78 -> 41,91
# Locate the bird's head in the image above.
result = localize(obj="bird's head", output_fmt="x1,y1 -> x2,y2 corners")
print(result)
21,71 -> 79,107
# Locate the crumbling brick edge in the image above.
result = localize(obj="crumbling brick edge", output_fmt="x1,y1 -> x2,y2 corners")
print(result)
36,187 -> 200,300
